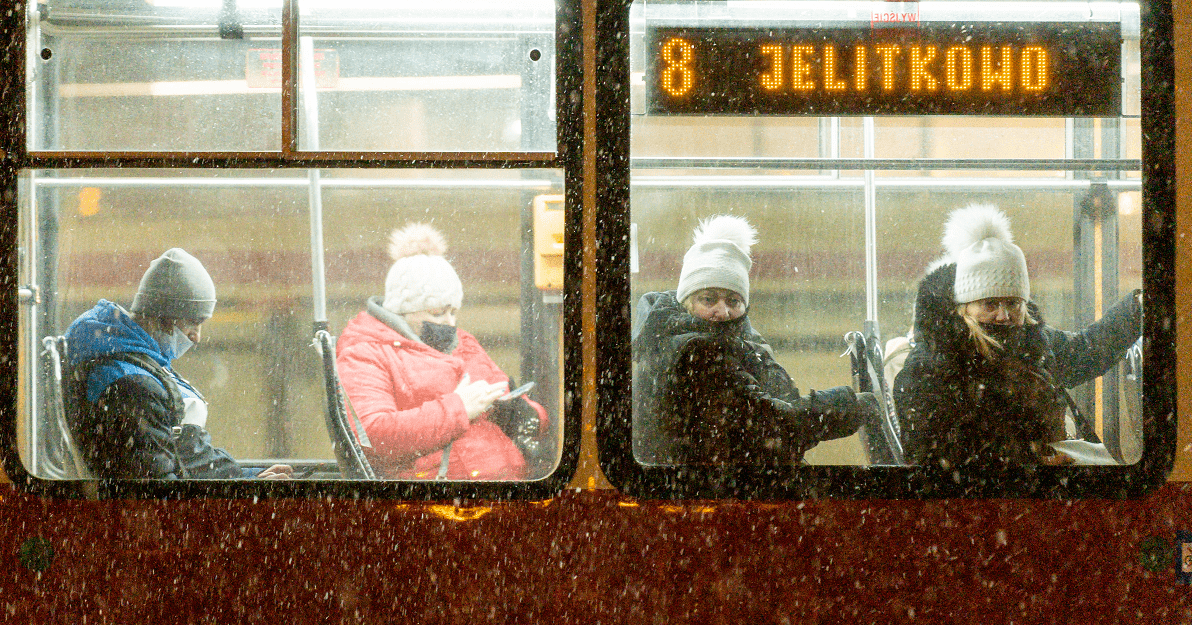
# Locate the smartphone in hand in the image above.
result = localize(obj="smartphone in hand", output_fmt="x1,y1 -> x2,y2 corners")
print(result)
497,381 -> 535,402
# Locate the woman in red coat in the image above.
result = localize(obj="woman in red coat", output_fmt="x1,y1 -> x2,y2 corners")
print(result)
336,223 -> 548,480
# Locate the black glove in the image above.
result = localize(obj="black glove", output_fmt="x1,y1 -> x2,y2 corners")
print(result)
805,387 -> 869,441
488,396 -> 543,462
730,369 -> 801,419
487,394 -> 521,439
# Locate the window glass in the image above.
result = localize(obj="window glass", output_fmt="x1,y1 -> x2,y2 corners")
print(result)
28,0 -> 558,154
626,1 -> 1144,476
29,1 -> 283,151
297,0 -> 556,152
18,168 -> 565,482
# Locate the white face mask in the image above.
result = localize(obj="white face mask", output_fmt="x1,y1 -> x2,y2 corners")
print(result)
154,325 -> 194,360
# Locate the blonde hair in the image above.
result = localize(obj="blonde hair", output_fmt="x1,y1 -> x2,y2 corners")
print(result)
956,303 -> 1037,360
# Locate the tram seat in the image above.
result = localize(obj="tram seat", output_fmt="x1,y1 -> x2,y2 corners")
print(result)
1113,337 -> 1144,464
844,330 -> 906,466
313,330 -> 377,480
39,336 -> 93,479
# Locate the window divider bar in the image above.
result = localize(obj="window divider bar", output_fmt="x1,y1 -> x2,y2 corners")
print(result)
629,157 -> 1142,172
282,0 -> 299,153
21,152 -> 560,168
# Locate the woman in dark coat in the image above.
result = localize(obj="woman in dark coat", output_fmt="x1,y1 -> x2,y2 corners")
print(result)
893,204 -> 1142,470
632,215 -> 874,467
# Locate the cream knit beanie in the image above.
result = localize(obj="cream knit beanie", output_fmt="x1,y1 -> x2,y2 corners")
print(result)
676,215 -> 757,307
382,223 -> 464,314
942,204 -> 1030,304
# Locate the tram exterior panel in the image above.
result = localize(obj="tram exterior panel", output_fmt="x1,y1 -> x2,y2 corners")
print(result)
9,0 -> 1160,482
0,0 -> 1184,620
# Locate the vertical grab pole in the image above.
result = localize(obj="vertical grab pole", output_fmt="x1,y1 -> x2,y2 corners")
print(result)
300,36 -> 327,328
859,117 -> 905,465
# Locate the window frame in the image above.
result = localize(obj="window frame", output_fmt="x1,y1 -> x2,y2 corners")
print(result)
0,0 -> 585,501
594,0 -> 1177,499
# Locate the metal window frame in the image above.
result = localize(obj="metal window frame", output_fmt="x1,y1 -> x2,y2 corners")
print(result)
595,0 -> 1176,499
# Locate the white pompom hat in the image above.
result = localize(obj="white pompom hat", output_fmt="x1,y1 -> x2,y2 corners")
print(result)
382,223 -> 464,314
676,215 -> 758,307
942,203 -> 1030,304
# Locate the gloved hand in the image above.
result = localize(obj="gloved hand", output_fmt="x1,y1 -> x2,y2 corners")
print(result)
728,369 -> 805,424
488,396 -> 543,462
855,391 -> 883,429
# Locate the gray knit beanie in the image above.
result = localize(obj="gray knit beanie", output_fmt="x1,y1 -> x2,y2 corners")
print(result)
130,248 -> 217,321
676,215 -> 757,307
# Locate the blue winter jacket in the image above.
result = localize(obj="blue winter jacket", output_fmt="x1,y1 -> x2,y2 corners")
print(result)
64,300 -> 246,479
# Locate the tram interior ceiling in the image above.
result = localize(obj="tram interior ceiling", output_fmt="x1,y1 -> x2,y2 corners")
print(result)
1,0 -> 1175,501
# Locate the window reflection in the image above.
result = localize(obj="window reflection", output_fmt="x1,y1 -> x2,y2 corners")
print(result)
31,0 -> 556,153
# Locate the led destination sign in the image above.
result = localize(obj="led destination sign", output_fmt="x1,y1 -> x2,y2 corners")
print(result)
648,24 -> 1121,116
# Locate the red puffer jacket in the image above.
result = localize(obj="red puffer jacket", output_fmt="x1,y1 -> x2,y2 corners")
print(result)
336,310 -> 547,480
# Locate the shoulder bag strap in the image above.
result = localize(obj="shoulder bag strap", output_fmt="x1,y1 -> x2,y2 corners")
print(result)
436,442 -> 453,480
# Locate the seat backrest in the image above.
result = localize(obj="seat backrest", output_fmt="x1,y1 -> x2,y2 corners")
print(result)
315,330 -> 377,480
39,336 -> 93,479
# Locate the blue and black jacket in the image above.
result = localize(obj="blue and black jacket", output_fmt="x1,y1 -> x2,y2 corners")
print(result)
64,299 -> 244,479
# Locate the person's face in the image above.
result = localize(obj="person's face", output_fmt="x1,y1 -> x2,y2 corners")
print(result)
688,288 -> 746,322
964,297 -> 1026,326
173,319 -> 203,345
403,306 -> 458,330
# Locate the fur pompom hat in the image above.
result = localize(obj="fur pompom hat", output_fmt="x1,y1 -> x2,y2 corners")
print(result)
942,204 -> 1030,304
676,215 -> 758,307
382,223 -> 464,315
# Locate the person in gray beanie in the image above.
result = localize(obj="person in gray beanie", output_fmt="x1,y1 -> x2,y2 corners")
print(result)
632,215 -> 879,467
893,203 -> 1143,470
63,248 -> 292,480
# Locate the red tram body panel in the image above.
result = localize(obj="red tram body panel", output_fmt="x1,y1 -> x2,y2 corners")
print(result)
1,0 -> 1190,621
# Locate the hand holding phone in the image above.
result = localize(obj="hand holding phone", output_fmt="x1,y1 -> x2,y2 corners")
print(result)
497,381 -> 535,402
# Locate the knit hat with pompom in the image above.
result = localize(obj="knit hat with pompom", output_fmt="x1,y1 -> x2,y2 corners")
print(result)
676,215 -> 758,307
382,223 -> 464,314
942,203 -> 1030,304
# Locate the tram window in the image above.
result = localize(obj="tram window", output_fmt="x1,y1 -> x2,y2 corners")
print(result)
16,169 -> 567,486
29,1 -> 284,151
599,0 -> 1172,498
29,0 -> 557,154
298,1 -> 556,153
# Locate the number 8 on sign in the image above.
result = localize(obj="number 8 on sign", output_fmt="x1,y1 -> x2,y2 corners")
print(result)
660,38 -> 695,97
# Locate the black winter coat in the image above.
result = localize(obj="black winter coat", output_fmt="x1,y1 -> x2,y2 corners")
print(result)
632,291 -> 863,466
70,372 -> 243,479
893,263 -> 1142,470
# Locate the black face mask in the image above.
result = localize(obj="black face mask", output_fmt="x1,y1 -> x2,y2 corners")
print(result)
421,321 -> 459,354
981,323 -> 1028,359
